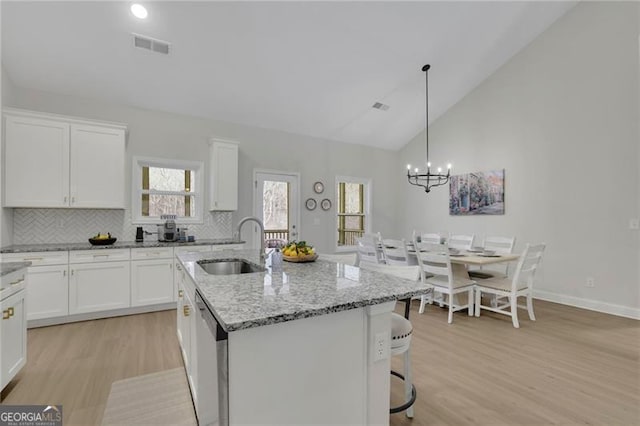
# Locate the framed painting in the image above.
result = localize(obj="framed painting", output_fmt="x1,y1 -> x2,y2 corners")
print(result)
449,169 -> 505,215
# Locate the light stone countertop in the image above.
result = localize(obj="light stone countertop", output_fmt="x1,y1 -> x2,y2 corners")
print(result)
1,261 -> 32,276
0,238 -> 244,253
177,249 -> 432,332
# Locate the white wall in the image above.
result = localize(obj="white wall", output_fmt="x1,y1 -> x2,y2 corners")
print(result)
6,87 -> 399,253
399,2 -> 640,317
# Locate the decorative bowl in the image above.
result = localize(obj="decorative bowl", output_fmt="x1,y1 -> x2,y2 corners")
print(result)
89,237 -> 117,246
283,254 -> 318,263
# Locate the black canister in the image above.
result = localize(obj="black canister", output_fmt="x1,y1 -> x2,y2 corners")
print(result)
136,227 -> 144,242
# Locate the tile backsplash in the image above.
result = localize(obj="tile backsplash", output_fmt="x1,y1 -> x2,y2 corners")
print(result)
12,208 -> 233,245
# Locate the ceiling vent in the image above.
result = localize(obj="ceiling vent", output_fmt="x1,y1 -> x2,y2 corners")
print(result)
372,102 -> 390,111
133,33 -> 170,55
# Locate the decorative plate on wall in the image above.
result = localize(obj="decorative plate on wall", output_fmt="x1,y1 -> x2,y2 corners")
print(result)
305,198 -> 317,211
313,181 -> 324,194
321,199 -> 332,211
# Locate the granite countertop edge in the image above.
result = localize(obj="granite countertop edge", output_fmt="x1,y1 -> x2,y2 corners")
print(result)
0,239 -> 245,253
1,261 -> 32,276
222,289 -> 427,332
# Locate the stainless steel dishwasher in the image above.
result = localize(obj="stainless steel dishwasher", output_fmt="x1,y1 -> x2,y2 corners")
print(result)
195,290 -> 229,426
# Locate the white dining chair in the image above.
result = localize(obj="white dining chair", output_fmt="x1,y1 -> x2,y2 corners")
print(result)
412,230 -> 442,245
317,253 -> 357,265
413,241 -> 475,323
354,233 -> 384,266
448,234 -> 475,251
358,262 -> 421,418
382,238 -> 411,266
474,243 -> 546,328
482,236 -> 516,276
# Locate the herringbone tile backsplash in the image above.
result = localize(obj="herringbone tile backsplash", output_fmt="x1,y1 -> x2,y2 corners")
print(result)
12,208 -> 233,244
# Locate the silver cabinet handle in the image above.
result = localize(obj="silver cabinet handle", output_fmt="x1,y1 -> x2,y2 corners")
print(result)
176,264 -> 182,271
63,270 -> 67,277
64,196 -> 67,203
71,196 -> 75,204
169,263 -> 173,269
71,270 -> 74,276
24,256 -> 44,261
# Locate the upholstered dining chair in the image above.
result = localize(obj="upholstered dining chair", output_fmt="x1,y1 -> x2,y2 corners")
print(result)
413,241 -> 475,323
382,239 -> 411,266
474,243 -> 546,328
358,262 -> 421,418
354,232 -> 384,266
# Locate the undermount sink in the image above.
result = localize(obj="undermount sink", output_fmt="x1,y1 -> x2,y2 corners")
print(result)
197,259 -> 266,275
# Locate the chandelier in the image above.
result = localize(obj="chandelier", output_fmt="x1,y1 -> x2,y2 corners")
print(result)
406,64 -> 451,193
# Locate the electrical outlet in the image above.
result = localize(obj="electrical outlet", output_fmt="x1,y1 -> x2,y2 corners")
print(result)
630,218 -> 639,230
313,218 -> 320,225
57,217 -> 65,229
374,332 -> 389,362
586,277 -> 595,288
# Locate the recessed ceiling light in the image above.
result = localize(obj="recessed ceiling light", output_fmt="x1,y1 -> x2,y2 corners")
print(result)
130,4 -> 148,20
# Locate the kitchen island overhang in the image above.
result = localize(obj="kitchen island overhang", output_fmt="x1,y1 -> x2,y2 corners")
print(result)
177,249 -> 430,426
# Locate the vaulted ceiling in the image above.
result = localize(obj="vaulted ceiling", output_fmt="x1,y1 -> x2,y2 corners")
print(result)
2,1 -> 576,150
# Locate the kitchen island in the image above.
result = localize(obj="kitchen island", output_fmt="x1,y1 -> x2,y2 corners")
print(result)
176,249 -> 430,426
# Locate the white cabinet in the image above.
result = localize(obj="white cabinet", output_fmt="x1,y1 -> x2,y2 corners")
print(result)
209,139 -> 238,211
3,108 -> 127,208
69,124 -> 126,208
4,115 -> 70,207
69,259 -> 130,315
1,271 -> 27,391
176,261 -> 197,402
131,248 -> 174,307
2,251 -> 69,321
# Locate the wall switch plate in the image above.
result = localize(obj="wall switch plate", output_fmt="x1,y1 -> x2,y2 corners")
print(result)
586,277 -> 595,288
630,218 -> 639,230
313,218 -> 320,225
373,332 -> 389,362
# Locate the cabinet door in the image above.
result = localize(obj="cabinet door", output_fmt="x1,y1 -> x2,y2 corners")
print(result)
27,265 -> 69,321
1,290 -> 27,390
69,261 -> 130,314
70,124 -> 125,208
210,141 -> 238,211
4,115 -> 69,207
131,259 -> 174,307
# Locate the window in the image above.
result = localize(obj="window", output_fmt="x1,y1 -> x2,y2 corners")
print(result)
336,176 -> 371,250
132,157 -> 204,224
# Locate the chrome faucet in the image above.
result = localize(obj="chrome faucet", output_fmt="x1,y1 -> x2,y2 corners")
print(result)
235,216 -> 265,260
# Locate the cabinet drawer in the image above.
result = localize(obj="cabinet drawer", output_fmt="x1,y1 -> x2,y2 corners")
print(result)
131,247 -> 174,260
2,251 -> 69,266
174,245 -> 212,256
69,249 -> 130,264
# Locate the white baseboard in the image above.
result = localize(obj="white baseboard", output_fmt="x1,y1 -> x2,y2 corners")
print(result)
534,290 -> 640,320
28,302 -> 177,328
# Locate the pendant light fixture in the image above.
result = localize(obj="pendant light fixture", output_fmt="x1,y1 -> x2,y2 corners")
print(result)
406,64 -> 451,193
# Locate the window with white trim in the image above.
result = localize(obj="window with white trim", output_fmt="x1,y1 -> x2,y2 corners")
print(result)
132,157 -> 204,224
336,176 -> 371,250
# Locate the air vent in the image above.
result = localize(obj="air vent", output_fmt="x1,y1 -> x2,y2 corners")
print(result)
133,33 -> 170,55
372,102 -> 390,111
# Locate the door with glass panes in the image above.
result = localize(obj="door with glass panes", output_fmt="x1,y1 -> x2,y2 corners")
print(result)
254,171 -> 300,248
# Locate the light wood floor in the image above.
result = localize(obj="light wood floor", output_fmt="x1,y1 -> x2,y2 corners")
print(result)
1,301 -> 638,425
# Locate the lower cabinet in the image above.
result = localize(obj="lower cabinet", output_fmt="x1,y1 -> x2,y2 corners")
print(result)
26,265 -> 69,320
176,267 -> 197,405
69,261 -> 130,314
131,259 -> 174,307
1,288 -> 27,390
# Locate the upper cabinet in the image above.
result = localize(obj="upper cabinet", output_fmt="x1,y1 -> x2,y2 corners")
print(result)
209,138 -> 238,211
3,108 -> 127,209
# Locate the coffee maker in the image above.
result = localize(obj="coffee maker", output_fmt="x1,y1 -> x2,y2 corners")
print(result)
158,214 -> 179,242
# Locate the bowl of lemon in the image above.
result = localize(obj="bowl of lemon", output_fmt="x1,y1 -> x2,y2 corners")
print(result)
89,232 -> 117,246
282,241 -> 317,263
